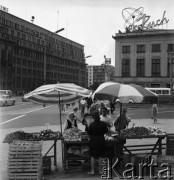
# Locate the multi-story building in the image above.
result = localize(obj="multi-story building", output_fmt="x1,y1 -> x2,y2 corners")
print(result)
87,64 -> 115,87
0,9 -> 86,94
112,29 -> 174,88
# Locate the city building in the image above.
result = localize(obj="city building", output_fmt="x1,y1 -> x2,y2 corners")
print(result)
87,64 -> 115,88
112,29 -> 174,88
0,9 -> 86,94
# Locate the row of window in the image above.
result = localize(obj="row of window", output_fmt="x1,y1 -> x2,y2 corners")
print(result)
14,56 -> 83,68
14,67 -> 85,76
14,75 -> 80,89
122,58 -> 174,77
0,30 -> 84,59
122,44 -> 174,54
0,15 -> 83,53
0,45 -> 86,69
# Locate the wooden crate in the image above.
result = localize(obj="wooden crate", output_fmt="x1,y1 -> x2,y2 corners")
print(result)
166,134 -> 174,155
8,140 -> 43,180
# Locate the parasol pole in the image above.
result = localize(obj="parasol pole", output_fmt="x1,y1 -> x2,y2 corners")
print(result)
118,102 -> 122,137
58,91 -> 63,135
58,91 -> 64,171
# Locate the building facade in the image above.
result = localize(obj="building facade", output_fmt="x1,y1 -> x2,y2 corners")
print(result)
87,64 -> 115,87
113,29 -> 174,88
0,10 -> 86,94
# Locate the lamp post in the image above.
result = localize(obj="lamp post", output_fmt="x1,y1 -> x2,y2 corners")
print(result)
43,28 -> 65,84
85,55 -> 92,88
168,52 -> 174,104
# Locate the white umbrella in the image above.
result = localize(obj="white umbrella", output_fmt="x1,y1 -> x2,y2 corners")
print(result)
24,83 -> 92,134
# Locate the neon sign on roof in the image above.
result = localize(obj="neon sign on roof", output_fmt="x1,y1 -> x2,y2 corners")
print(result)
122,7 -> 169,32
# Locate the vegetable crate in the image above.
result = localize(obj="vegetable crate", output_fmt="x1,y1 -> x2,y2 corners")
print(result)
8,140 -> 43,180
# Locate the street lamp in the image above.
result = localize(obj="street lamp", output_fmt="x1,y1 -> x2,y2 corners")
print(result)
54,28 -> 65,34
85,55 -> 92,59
43,28 -> 65,84
85,55 -> 92,88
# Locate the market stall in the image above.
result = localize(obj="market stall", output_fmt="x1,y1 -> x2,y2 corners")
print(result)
119,126 -> 167,155
3,129 -> 62,171
61,127 -> 119,171
61,125 -> 168,172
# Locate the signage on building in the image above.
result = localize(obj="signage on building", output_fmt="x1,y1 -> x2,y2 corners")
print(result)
122,7 -> 169,32
104,55 -> 111,65
0,5 -> 8,12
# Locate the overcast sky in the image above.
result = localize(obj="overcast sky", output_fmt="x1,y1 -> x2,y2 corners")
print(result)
1,0 -> 174,66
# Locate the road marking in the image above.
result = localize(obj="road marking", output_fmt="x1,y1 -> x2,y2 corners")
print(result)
25,104 -> 55,114
0,104 -> 56,125
158,110 -> 174,113
0,115 -> 26,125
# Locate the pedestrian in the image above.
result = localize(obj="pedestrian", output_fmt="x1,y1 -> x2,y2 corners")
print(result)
110,99 -> 116,114
87,111 -> 108,175
82,112 -> 93,132
73,106 -> 82,123
114,108 -> 131,154
100,107 -> 113,131
86,97 -> 93,112
90,98 -> 100,115
99,102 -> 106,115
151,103 -> 158,123
63,112 -> 78,131
80,98 -> 86,117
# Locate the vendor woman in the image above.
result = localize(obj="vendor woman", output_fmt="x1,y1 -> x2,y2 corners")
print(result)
64,112 -> 78,131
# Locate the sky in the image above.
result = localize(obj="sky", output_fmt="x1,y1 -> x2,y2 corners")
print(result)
1,0 -> 174,66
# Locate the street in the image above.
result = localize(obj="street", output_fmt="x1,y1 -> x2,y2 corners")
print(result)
0,97 -> 174,130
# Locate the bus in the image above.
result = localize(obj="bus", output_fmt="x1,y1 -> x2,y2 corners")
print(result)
145,87 -> 174,103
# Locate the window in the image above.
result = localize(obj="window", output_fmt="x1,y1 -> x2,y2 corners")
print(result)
152,44 -> 161,52
167,57 -> 174,77
155,90 -> 161,95
122,46 -> 130,54
162,90 -> 169,95
137,45 -> 145,53
136,59 -> 145,77
168,44 -> 174,52
152,59 -> 160,77
122,59 -> 130,77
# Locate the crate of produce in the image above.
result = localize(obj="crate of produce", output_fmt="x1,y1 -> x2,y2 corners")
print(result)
8,140 -> 43,180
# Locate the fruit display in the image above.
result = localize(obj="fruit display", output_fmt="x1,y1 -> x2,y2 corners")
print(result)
63,127 -> 82,141
35,129 -> 61,139
120,126 -> 166,138
120,127 -> 152,138
3,129 -> 61,143
148,126 -> 166,135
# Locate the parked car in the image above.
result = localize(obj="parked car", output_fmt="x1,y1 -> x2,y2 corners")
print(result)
0,95 -> 15,106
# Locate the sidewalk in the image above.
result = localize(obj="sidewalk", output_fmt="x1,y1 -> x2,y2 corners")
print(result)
0,114 -> 174,179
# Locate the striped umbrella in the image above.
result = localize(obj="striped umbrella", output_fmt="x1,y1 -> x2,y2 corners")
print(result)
92,81 -> 158,136
24,83 -> 91,134
93,81 -> 158,104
